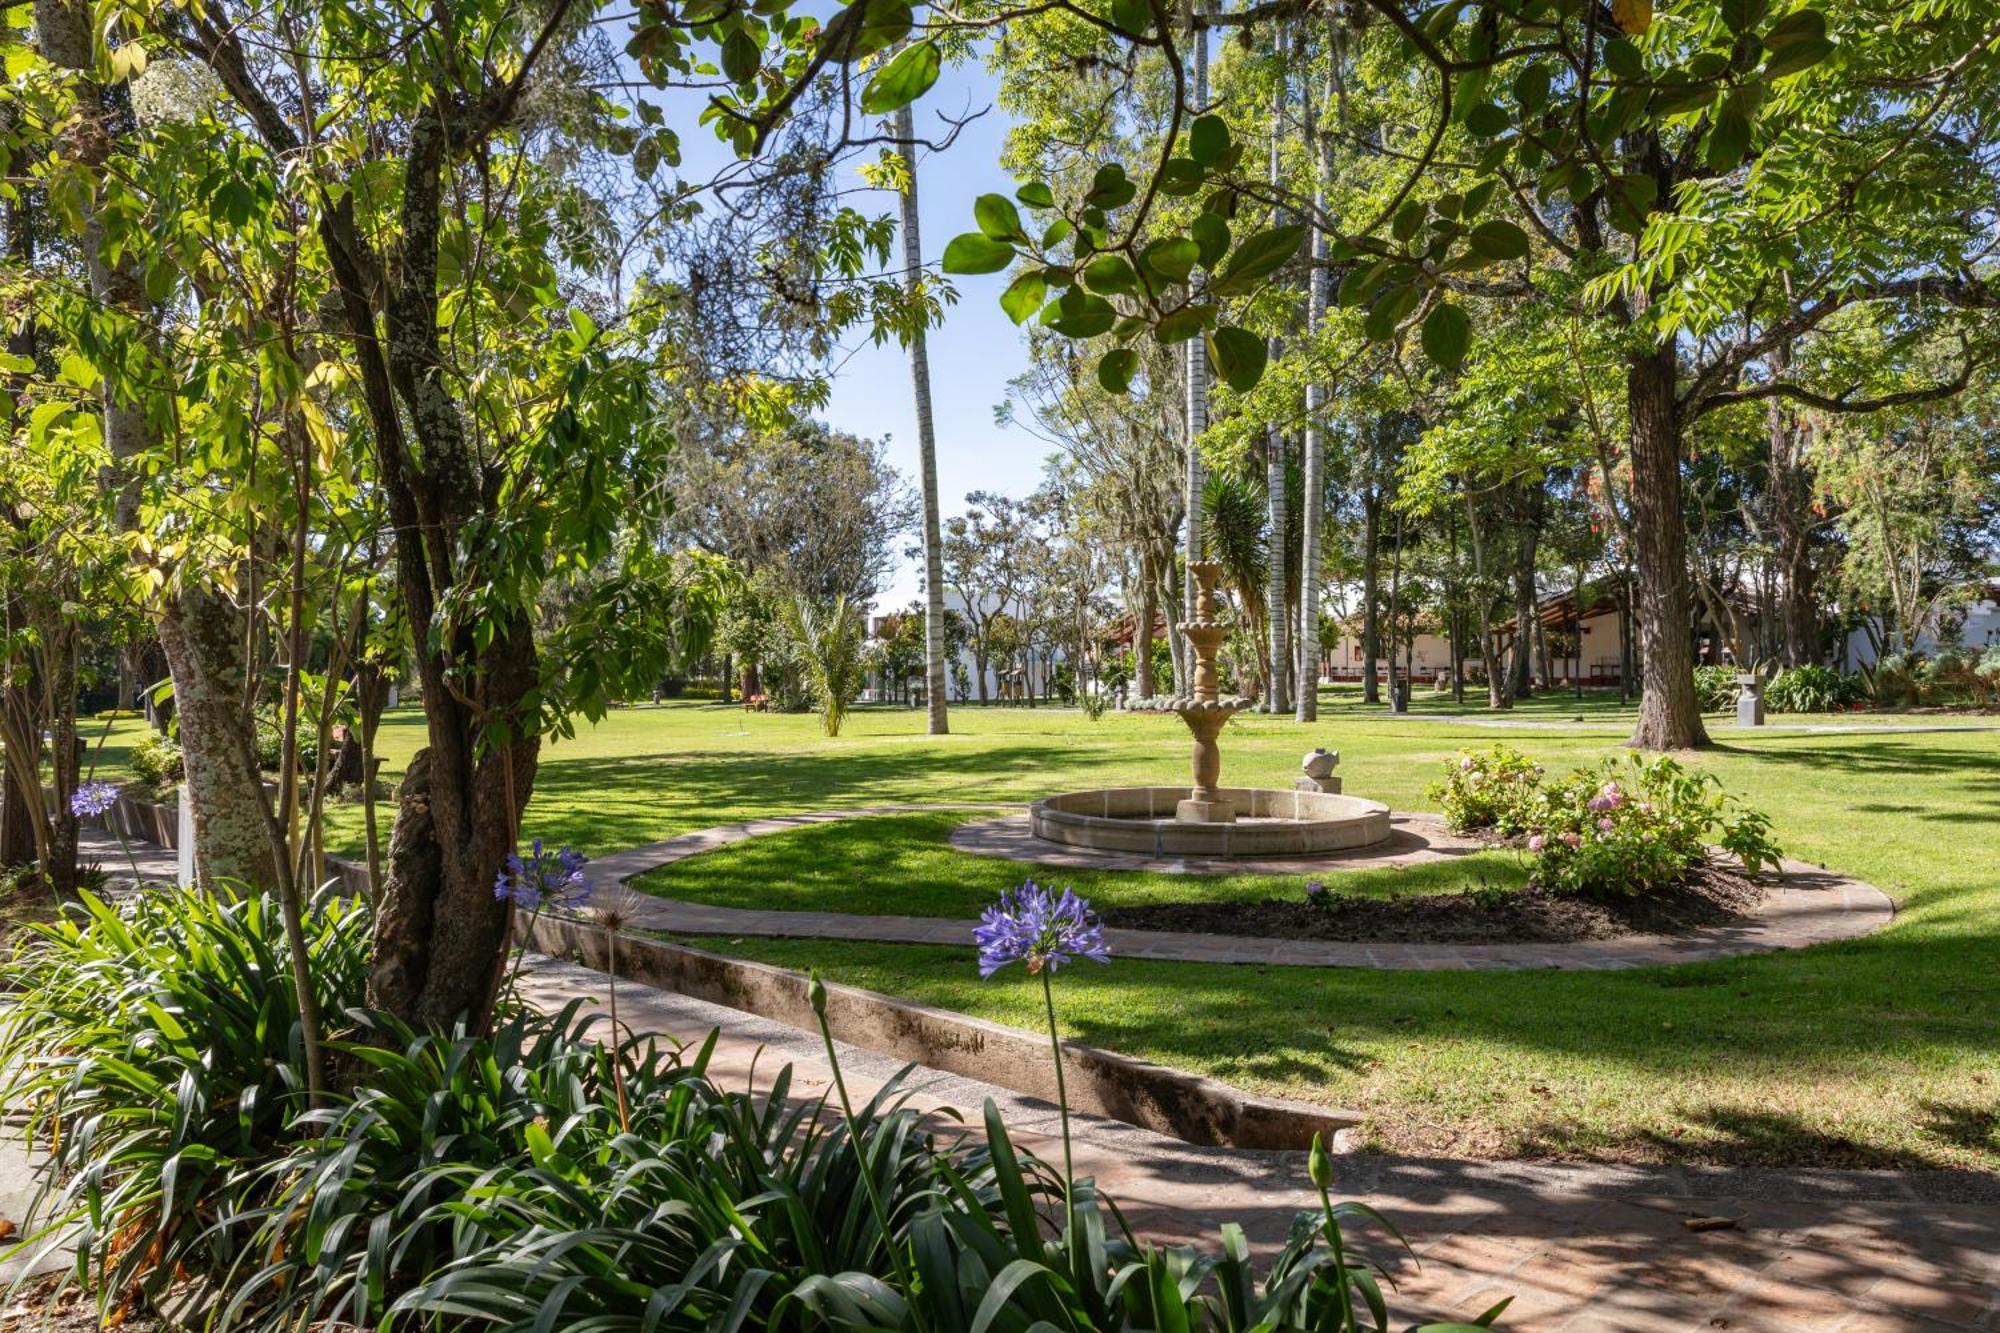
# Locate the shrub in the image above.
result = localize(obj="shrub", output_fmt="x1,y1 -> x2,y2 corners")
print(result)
129,731 -> 183,788
0,887 -> 371,1310
1764,665 -> 1854,714
1691,665 -> 1739,713
5,885 -> 1510,1333
1426,744 -> 1543,834
1515,753 -> 1780,897
1865,652 -> 1922,707
253,719 -> 319,774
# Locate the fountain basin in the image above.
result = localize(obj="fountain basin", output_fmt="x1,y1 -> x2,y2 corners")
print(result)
1031,787 -> 1393,858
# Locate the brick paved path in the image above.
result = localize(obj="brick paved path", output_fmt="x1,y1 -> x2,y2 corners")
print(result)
517,956 -> 2000,1333
596,806 -> 1896,972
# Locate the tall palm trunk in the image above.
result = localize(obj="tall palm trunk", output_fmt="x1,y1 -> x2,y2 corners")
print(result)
1180,7 -> 1209,653
1262,69 -> 1289,715
1296,53 -> 1335,722
895,100 -> 950,735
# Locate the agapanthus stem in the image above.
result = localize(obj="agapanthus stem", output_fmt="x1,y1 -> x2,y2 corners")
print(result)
1041,967 -> 1082,1278
811,991 -> 924,1330
1041,969 -> 1074,1193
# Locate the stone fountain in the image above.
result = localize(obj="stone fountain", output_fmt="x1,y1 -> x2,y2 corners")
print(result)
1130,561 -> 1252,823
1030,561 -> 1394,858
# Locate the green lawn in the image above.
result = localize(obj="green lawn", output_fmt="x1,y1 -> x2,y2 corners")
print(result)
83,693 -> 2000,1170
629,810 -> 1528,916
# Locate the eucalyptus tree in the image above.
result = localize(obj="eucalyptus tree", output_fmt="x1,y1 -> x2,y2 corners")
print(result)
1004,339 -> 1186,699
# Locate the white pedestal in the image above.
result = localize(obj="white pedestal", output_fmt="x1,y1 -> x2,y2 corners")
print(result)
176,785 -> 195,887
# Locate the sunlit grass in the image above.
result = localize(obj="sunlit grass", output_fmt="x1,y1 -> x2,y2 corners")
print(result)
83,691 -> 2000,1168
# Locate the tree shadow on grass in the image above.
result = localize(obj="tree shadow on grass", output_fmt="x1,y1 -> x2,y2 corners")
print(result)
519,743 -> 1073,853
1712,738 -> 2000,779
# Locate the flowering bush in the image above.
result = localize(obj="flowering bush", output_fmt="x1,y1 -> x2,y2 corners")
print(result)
1426,744 -> 1544,834
1517,754 -> 1780,897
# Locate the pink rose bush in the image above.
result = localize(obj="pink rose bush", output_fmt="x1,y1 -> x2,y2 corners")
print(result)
1430,747 -> 1782,898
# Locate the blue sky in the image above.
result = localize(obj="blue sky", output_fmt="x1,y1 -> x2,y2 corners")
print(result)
822,65 -> 1052,606
662,54 -> 1055,606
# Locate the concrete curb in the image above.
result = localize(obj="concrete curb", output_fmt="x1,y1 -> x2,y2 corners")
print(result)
524,914 -> 1361,1152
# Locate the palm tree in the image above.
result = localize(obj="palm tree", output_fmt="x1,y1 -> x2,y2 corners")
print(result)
895,100 -> 950,735
1203,471 -> 1271,697
785,595 -> 867,737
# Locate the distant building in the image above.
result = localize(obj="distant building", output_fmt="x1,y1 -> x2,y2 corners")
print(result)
1842,579 -> 2000,668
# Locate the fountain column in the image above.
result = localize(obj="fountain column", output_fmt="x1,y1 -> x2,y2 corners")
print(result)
1176,562 -> 1243,824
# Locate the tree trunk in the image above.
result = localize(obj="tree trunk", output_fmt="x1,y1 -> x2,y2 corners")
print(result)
895,100 -> 951,736
1180,18 -> 1209,641
1265,422 -> 1289,714
1361,488 -> 1382,703
1766,346 -> 1819,666
1626,344 -> 1709,748
155,586 -> 278,887
1509,491 -> 1541,700
37,0 -> 273,886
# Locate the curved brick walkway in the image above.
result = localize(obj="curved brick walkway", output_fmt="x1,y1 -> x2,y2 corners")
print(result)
607,805 -> 1895,972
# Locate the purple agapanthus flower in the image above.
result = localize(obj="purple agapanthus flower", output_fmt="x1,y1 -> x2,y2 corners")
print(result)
494,839 -> 592,912
974,880 -> 1111,978
69,779 -> 121,819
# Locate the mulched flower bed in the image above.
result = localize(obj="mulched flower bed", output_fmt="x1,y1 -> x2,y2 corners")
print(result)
1098,857 -> 1770,945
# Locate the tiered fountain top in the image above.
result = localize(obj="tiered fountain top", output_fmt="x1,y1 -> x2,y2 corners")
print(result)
1125,561 -> 1254,715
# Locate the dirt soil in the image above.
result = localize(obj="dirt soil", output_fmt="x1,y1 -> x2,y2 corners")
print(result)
1099,858 -> 1769,944
0,1278 -> 174,1333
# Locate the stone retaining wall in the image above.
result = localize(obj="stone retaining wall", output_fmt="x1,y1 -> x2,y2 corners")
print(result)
527,914 -> 1361,1151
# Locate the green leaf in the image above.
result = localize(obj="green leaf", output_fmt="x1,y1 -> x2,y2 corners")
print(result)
1158,158 -> 1205,196
721,27 -> 760,83
859,41 -> 939,114
1111,0 -> 1150,37
1392,200 -> 1426,241
1047,293 -> 1116,338
1085,164 -> 1136,210
1210,223 -> 1305,296
1363,284 -> 1419,341
1141,237 -> 1200,283
943,233 -> 1015,274
1461,178 -> 1498,219
1188,114 -> 1229,166
1512,63 -> 1551,113
1154,303 -> 1215,343
1467,219 -> 1530,261
1015,181 -> 1055,209
1464,101 -> 1510,137
1762,8 -> 1832,78
1651,77 -> 1720,117
1000,271 -> 1048,324
1720,0 -> 1769,34
1042,218 -> 1073,247
1207,325 -> 1266,392
1420,301 -> 1470,369
1082,253 -> 1137,295
974,193 -> 1025,241
1336,259 -> 1390,308
1097,347 -> 1138,394
1606,173 -> 1658,235
1600,37 -> 1643,80
1703,107 -> 1752,171
820,0 -> 913,62
1191,214 -> 1230,268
